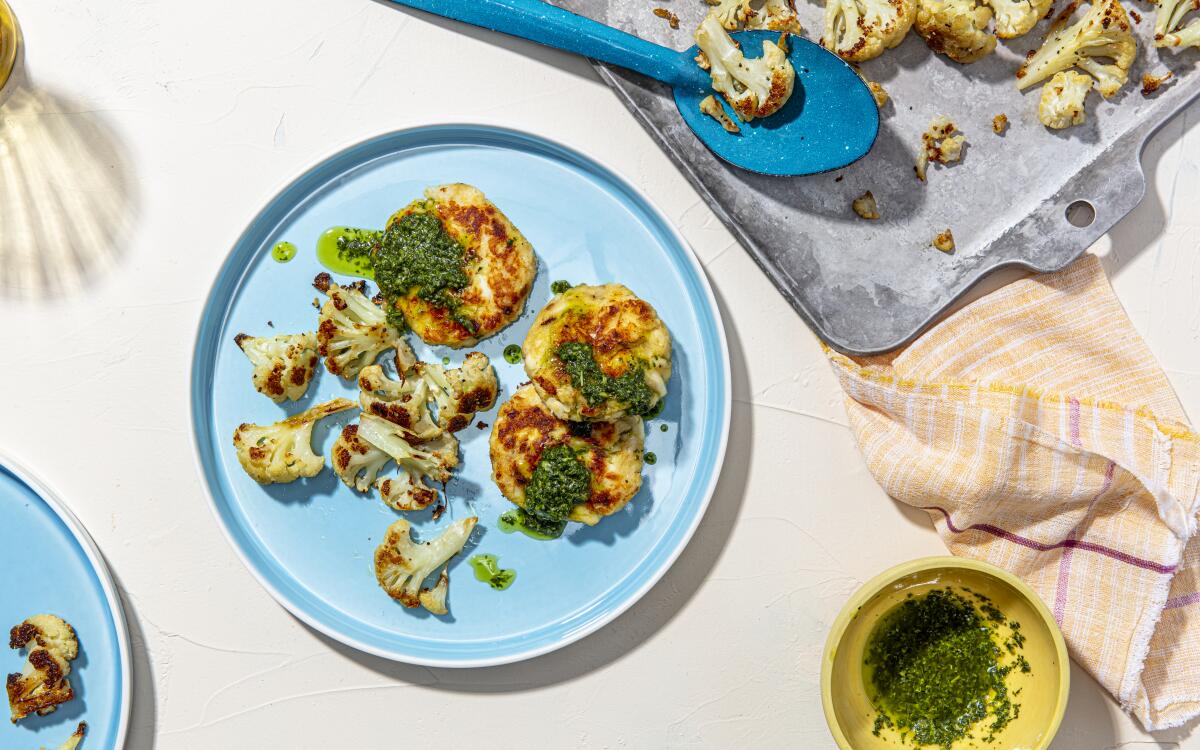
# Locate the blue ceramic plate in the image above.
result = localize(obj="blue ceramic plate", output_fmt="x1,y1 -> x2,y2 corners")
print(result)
0,454 -> 130,748
190,125 -> 730,667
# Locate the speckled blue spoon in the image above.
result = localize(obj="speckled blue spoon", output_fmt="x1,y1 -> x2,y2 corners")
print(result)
387,0 -> 879,176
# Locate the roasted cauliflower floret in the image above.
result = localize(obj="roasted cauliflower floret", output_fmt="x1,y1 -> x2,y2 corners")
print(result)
988,0 -> 1053,36
708,0 -> 805,34
330,423 -> 391,493
358,365 -> 440,442
1154,0 -> 1200,47
916,0 -> 998,62
7,615 -> 78,722
915,116 -> 966,181
1017,0 -> 1135,98
234,331 -> 319,403
357,414 -> 459,511
822,0 -> 917,61
313,272 -> 415,379
695,14 -> 795,121
374,517 -> 477,612
1039,70 -> 1093,127
232,398 -> 355,484
416,352 -> 499,433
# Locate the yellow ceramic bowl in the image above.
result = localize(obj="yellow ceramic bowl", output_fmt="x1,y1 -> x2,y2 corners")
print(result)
822,557 -> 1069,750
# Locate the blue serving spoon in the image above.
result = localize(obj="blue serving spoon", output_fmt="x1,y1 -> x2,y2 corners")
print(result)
386,0 -> 879,176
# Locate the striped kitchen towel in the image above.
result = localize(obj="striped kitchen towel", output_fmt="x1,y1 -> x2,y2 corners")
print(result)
827,254 -> 1200,730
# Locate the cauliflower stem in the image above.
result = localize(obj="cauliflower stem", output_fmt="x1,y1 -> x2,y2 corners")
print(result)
233,398 -> 355,484
374,517 -> 477,613
1017,0 -> 1135,98
695,14 -> 795,121
1154,0 -> 1200,47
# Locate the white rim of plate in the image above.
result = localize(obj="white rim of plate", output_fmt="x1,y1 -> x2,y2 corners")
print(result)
187,122 -> 733,668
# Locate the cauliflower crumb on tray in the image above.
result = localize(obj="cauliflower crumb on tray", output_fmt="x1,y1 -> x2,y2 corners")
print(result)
933,229 -> 957,252
916,116 -> 966,181
993,113 -> 1009,133
852,191 -> 881,219
1142,71 -> 1175,94
7,615 -> 79,723
653,7 -> 680,29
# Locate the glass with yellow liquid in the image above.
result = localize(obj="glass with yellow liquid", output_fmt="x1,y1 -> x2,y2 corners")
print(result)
0,0 -> 17,95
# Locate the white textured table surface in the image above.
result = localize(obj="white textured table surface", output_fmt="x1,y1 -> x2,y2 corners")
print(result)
1,1 -> 1198,748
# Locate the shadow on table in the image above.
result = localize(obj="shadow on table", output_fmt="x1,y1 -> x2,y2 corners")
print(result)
311,279 -> 753,691
369,0 -> 601,85
0,63 -> 138,299
111,571 -> 159,750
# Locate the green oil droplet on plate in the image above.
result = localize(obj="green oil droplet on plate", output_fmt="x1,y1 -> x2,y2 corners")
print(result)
315,226 -> 378,279
503,344 -> 523,364
271,241 -> 297,263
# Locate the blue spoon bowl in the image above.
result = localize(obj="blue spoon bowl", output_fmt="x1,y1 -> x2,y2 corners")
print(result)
387,0 -> 880,176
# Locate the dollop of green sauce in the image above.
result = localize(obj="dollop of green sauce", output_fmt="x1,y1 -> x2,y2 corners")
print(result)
503,344 -> 523,365
374,209 -> 475,333
554,341 -> 658,416
498,508 -> 564,540
442,356 -> 451,366
514,443 -> 591,539
469,554 -> 516,590
644,451 -> 657,465
864,588 -> 1026,748
660,423 -> 669,432
271,241 -> 297,263
551,279 -> 573,295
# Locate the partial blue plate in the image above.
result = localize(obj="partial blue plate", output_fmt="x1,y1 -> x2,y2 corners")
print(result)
0,454 -> 131,748
190,124 -> 730,667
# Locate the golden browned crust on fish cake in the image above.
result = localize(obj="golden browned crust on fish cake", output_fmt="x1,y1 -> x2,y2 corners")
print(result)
387,184 -> 536,347
523,283 -> 671,421
489,383 -> 644,525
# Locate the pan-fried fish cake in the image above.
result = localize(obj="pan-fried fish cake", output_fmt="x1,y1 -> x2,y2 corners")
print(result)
490,383 -> 644,526
380,183 -> 536,348
523,283 -> 671,422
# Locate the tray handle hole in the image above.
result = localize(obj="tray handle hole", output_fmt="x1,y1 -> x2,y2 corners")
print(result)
1066,200 -> 1095,228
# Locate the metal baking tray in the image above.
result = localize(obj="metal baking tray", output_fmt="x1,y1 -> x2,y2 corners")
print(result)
556,0 -> 1199,353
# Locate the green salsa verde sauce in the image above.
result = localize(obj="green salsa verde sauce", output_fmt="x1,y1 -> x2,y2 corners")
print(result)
469,554 -> 516,590
554,341 -> 658,416
374,208 -> 475,333
271,241 -> 297,263
503,344 -> 523,365
863,588 -> 1027,748
551,279 -> 573,295
316,209 -> 475,333
498,443 -> 591,540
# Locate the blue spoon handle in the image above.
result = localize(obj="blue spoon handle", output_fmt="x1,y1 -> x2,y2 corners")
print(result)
387,0 -> 703,88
